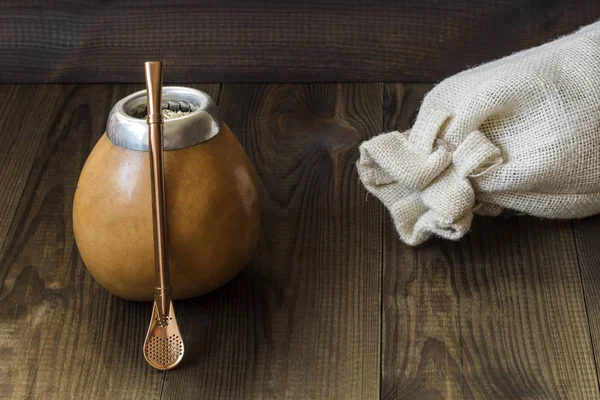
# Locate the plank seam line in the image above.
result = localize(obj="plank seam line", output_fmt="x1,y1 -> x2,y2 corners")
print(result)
158,371 -> 167,400
458,251 -> 465,398
379,83 -> 385,400
571,219 -> 600,395
216,82 -> 224,105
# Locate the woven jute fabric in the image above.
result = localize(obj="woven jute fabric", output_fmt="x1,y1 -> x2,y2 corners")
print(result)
357,21 -> 600,246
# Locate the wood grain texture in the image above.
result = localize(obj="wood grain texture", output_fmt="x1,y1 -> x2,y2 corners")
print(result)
457,218 -> 598,399
381,84 -> 464,399
0,85 -> 69,254
159,83 -> 384,399
573,216 -> 600,385
381,83 -> 599,399
0,84 -> 220,399
3,1 -> 600,83
3,82 -> 600,400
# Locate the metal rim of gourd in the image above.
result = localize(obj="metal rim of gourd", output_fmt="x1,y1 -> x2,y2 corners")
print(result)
106,86 -> 222,151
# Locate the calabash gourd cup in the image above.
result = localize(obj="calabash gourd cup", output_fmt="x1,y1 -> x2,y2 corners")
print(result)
73,87 -> 261,301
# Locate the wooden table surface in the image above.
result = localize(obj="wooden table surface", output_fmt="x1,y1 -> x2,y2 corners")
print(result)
1,83 -> 600,399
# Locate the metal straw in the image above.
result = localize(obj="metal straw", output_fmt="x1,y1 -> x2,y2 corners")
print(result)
142,61 -> 184,370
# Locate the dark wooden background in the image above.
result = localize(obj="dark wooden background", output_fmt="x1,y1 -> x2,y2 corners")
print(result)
3,1 -> 600,399
2,0 -> 600,83
1,81 -> 600,399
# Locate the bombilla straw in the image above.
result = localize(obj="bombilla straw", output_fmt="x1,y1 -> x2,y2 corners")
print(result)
145,61 -> 170,322
142,61 -> 185,370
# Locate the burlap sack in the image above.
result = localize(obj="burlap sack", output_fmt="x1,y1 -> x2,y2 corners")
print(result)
357,21 -> 600,245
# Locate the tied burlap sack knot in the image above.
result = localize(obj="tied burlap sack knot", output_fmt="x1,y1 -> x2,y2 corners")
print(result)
358,21 -> 600,246
358,114 -> 502,245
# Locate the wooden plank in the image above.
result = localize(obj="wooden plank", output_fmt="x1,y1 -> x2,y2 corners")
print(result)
456,217 -> 598,398
0,84 -> 220,399
381,83 -> 464,399
160,83 -> 383,399
381,83 -> 599,399
2,1 -> 600,83
573,216 -> 600,385
0,85 -> 69,254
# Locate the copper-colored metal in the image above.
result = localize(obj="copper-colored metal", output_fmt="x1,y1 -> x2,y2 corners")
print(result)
143,301 -> 184,370
142,61 -> 184,370
145,61 -> 169,322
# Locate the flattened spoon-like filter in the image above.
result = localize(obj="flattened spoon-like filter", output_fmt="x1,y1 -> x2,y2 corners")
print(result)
142,61 -> 184,370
